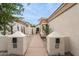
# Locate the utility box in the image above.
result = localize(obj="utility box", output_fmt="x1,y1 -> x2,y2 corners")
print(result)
47,31 -> 65,56
8,31 -> 27,55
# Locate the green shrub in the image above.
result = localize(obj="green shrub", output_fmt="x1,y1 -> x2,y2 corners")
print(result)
42,24 -> 49,35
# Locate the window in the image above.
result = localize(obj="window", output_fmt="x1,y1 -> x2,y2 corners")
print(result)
55,38 -> 60,48
12,38 -> 17,48
56,38 -> 60,43
12,38 -> 17,43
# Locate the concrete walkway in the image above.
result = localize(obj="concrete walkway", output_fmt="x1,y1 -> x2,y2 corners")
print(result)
25,34 -> 48,56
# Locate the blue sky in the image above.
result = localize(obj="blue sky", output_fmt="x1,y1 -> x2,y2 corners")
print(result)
23,3 -> 61,25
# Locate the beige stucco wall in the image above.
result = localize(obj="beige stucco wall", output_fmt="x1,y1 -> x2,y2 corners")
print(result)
47,36 -> 65,55
0,36 -> 8,51
23,36 -> 28,55
48,4 -> 79,56
8,37 -> 23,55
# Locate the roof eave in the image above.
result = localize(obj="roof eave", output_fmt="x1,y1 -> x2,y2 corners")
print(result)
47,3 -> 77,22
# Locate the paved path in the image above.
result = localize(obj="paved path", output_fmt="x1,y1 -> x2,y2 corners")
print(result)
25,34 -> 48,56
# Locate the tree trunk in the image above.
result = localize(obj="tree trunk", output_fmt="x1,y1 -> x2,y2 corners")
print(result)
11,26 -> 13,34
3,24 -> 6,35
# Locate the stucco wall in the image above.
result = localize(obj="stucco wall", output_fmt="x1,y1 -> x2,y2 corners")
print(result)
8,37 -> 23,55
0,36 -> 8,51
23,36 -> 27,55
48,4 -> 79,56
